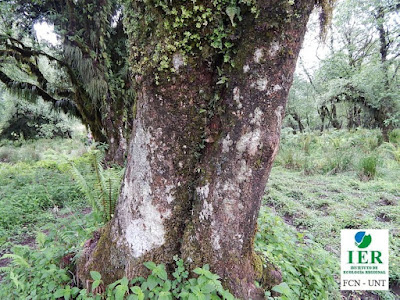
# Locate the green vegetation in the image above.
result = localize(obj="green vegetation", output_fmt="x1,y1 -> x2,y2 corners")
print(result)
0,100 -> 74,141
265,129 -> 399,299
0,0 -> 398,298
0,129 -> 398,299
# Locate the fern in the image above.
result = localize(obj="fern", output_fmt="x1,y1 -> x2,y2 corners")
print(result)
69,160 -> 101,217
0,254 -> 30,269
68,150 -> 123,223
0,266 -> 12,273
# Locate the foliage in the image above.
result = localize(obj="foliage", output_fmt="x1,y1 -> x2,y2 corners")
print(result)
266,147 -> 399,295
0,212 -> 100,300
1,246 -> 236,300
0,0 -> 134,152
0,160 -> 82,231
0,136 -> 90,251
0,98 -> 74,140
0,136 -> 87,164
71,258 -> 236,300
68,150 -> 123,223
359,155 -> 378,180
275,128 -> 399,177
0,129 -> 398,299
286,0 -> 400,133
124,0 -> 258,77
256,208 -> 340,299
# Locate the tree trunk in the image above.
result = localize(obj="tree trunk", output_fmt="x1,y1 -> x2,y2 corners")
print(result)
83,106 -> 129,167
330,102 -> 341,129
103,106 -> 128,167
78,1 -> 315,298
291,112 -> 305,133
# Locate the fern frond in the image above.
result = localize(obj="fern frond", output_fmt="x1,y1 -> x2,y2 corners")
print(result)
0,266 -> 12,273
1,254 -> 30,268
68,161 -> 100,213
91,150 -> 107,220
35,231 -> 46,249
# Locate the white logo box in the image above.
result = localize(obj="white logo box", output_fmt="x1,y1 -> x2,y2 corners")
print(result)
341,229 -> 389,290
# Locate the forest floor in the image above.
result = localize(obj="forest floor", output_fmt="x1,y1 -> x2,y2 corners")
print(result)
265,167 -> 399,299
0,129 -> 399,299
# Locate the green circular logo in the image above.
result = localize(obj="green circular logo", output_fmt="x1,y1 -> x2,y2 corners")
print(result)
355,231 -> 372,248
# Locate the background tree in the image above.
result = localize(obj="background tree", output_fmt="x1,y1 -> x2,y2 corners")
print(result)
78,1 -> 335,299
285,0 -> 400,135
0,0 -> 134,164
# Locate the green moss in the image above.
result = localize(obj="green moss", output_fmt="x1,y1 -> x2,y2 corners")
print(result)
252,251 -> 264,280
123,0 -> 258,77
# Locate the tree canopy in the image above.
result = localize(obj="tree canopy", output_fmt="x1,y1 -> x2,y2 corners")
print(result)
0,0 -> 134,164
286,0 -> 400,136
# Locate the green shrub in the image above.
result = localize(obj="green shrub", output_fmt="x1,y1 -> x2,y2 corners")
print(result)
256,208 -> 340,300
1,245 -> 236,300
275,129 -> 399,178
0,212 -> 100,299
0,162 -> 83,231
73,258 -> 236,300
0,137 -> 87,163
359,155 -> 378,180
388,128 -> 400,144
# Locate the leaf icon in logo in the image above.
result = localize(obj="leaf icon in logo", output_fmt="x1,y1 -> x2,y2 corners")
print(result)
355,231 -> 372,248
355,231 -> 365,243
358,234 -> 372,248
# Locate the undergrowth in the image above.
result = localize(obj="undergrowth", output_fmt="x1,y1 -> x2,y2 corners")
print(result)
275,128 -> 399,180
256,208 -> 340,300
0,130 -> 398,299
264,167 -> 399,298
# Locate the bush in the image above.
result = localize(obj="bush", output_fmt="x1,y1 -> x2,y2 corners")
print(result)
0,213 -> 99,300
0,101 -> 73,140
1,242 -> 236,300
256,208 -> 340,300
359,155 -> 378,180
275,129 -> 399,179
388,128 -> 400,144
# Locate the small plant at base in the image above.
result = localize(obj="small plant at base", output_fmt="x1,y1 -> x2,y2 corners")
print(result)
54,257 -> 236,299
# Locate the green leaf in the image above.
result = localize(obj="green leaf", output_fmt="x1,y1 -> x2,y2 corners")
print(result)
90,271 -> 101,281
159,291 -> 171,300
201,283 -> 216,294
143,261 -> 157,271
146,275 -> 159,290
115,284 -> 128,300
54,289 -> 65,298
120,276 -> 129,287
131,286 -> 145,300
271,282 -> 293,297
154,265 -> 168,280
92,280 -> 101,291
226,7 -> 238,26
162,280 -> 171,291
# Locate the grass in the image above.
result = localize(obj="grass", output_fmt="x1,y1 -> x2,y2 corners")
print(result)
264,128 -> 400,299
0,136 -> 88,164
0,128 -> 398,299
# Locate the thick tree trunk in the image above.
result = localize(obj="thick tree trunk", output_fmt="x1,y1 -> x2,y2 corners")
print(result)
84,108 -> 128,167
103,108 -> 128,167
78,1 -> 314,298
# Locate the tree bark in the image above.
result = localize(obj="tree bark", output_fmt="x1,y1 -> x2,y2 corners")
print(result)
78,1 -> 315,298
290,112 -> 305,133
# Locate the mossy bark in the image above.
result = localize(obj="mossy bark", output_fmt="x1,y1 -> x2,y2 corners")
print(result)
78,0 -> 314,298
